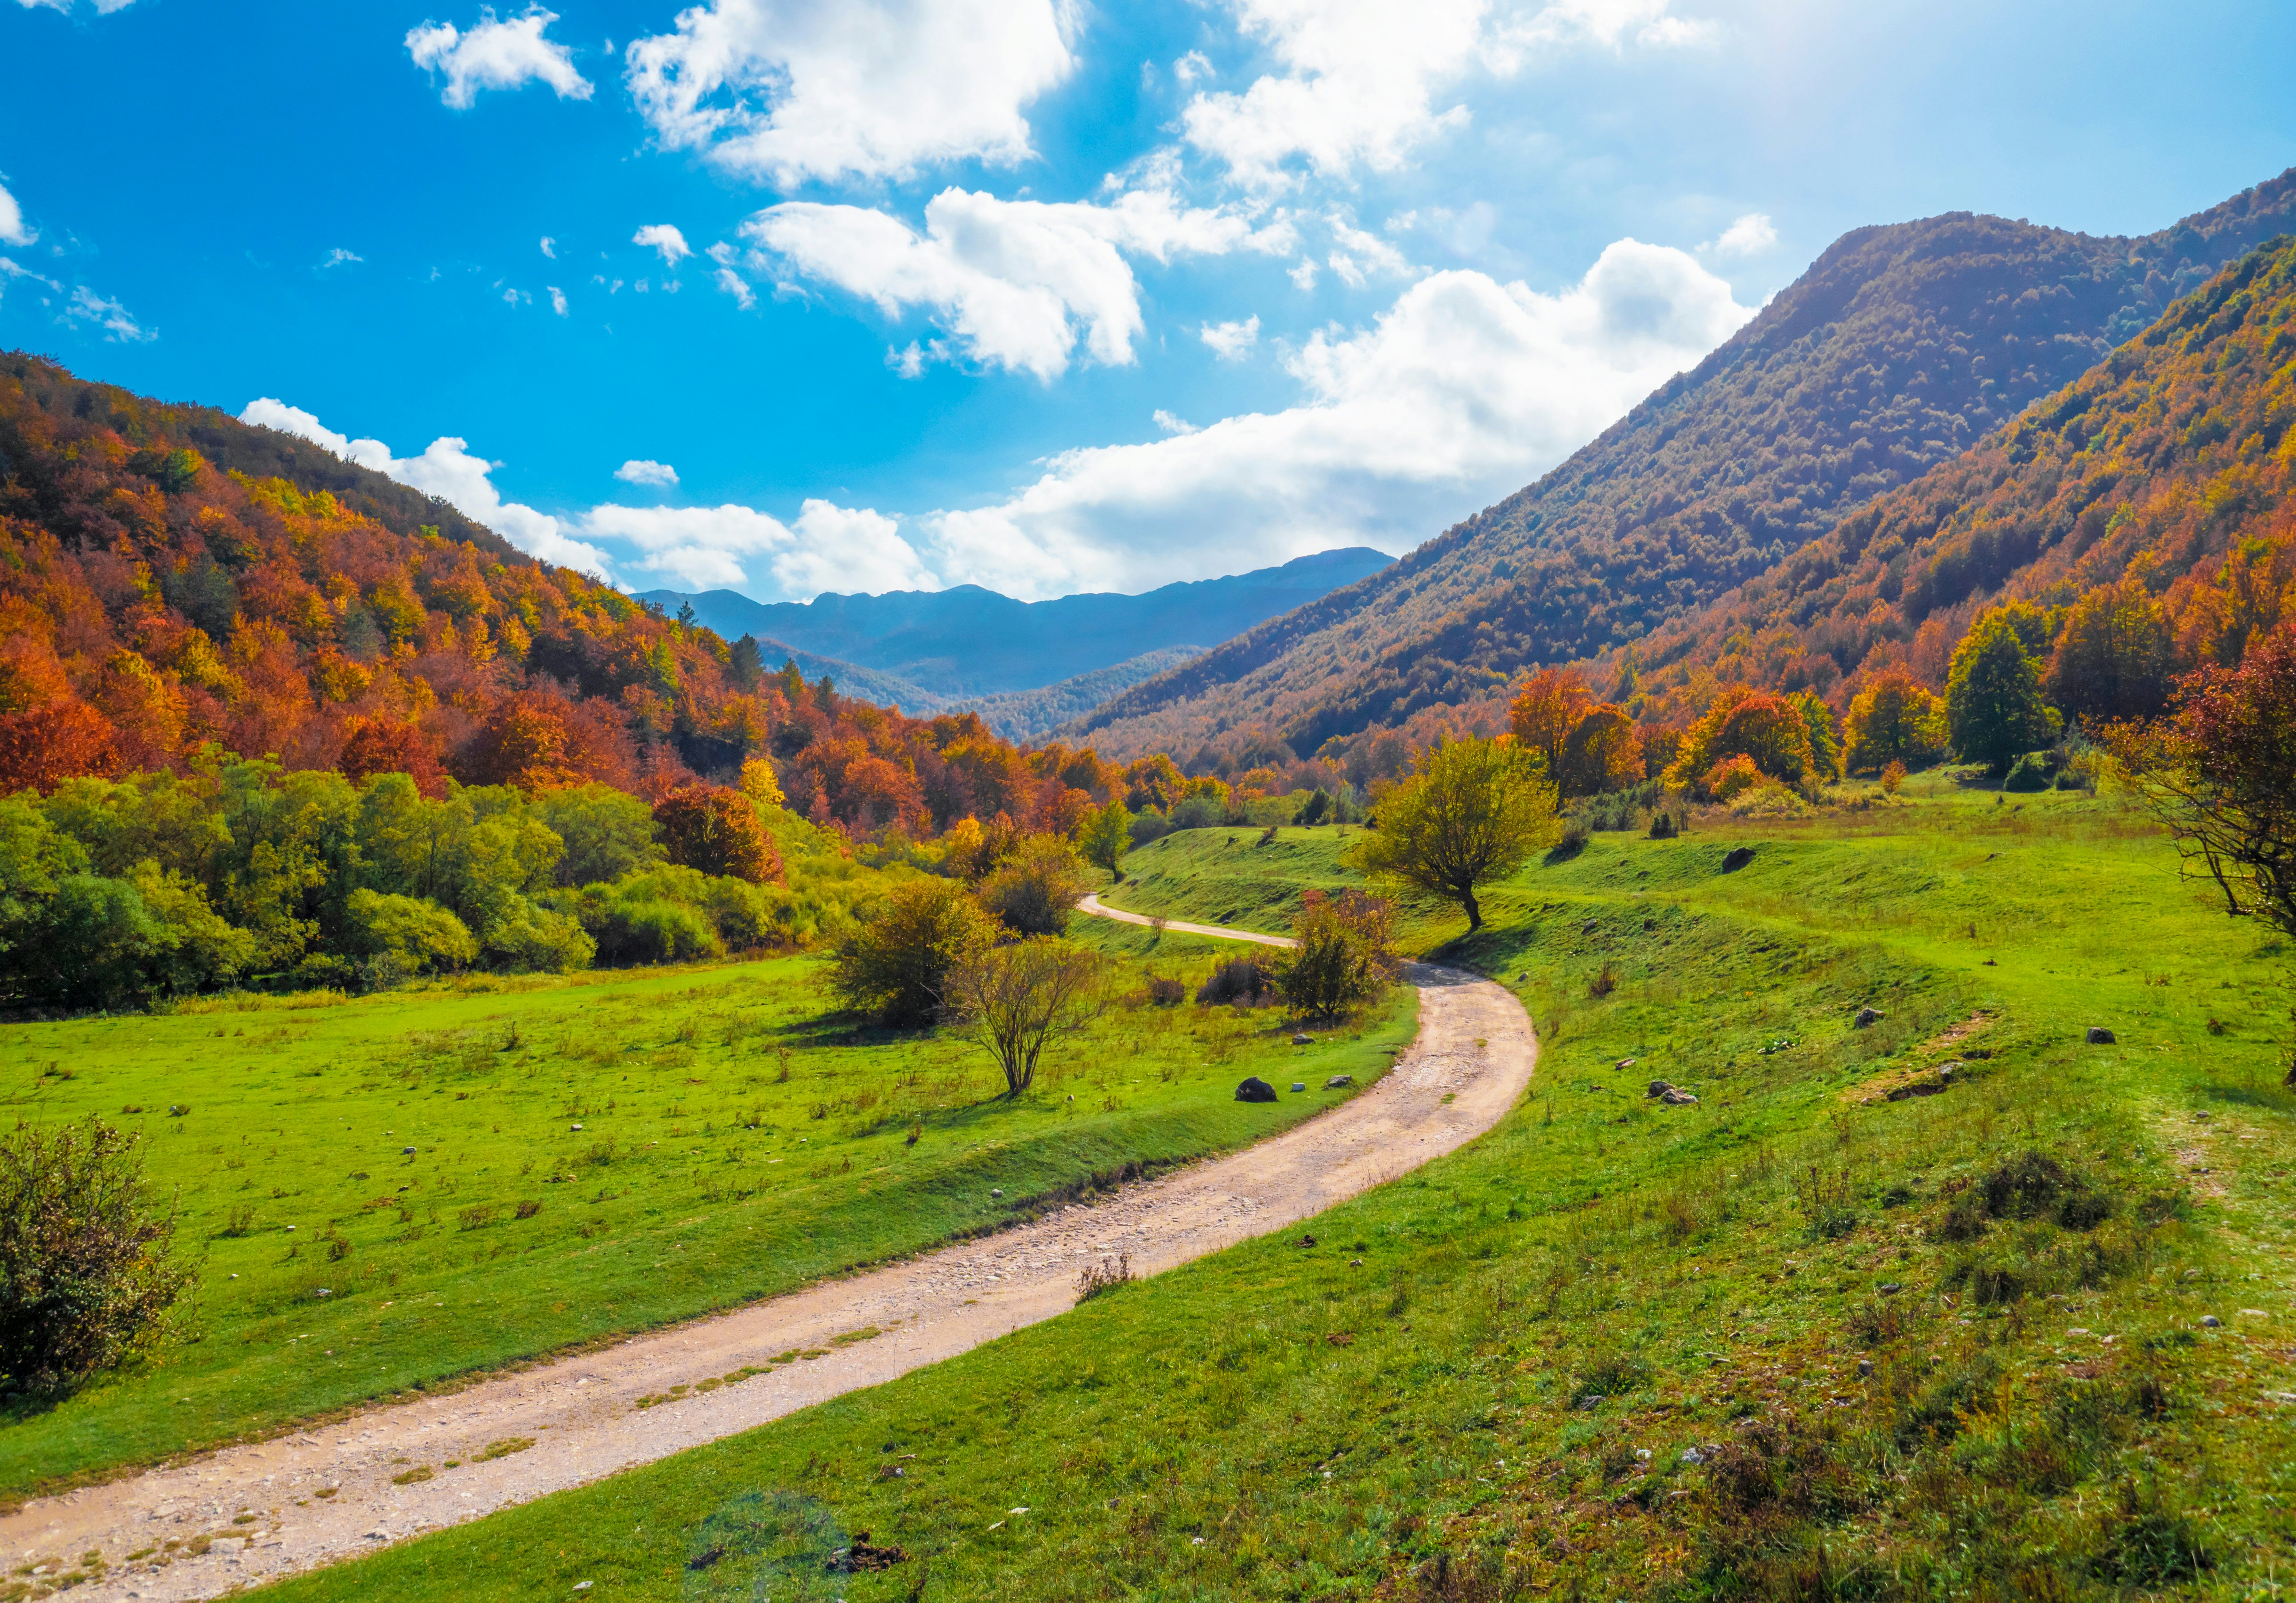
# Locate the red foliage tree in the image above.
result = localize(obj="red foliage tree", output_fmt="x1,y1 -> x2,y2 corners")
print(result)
0,701 -> 117,792
339,717 -> 447,796
655,784 -> 784,885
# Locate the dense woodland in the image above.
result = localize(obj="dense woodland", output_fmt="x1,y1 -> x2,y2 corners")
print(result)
1069,168 -> 2296,765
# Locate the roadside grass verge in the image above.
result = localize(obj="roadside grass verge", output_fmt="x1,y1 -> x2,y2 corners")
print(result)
0,926 -> 1415,1501
247,785 -> 2296,1600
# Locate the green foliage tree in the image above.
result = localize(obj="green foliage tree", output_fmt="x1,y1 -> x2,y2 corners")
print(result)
830,877 -> 994,1027
1345,736 -> 1558,930
978,836 -> 1087,936
1948,608 -> 2063,774
530,784 -> 663,887
1790,691 -> 1843,781
1273,890 -> 1396,1021
2046,578 -> 2179,723
0,1117 -> 193,1396
343,888 -> 479,980
942,938 -> 1107,1097
1075,798 -> 1133,880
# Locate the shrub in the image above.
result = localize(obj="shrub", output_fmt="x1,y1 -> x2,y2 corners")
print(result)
830,877 -> 994,1027
2003,750 -> 2055,792
1170,794 -> 1225,831
1144,976 -> 1186,1005
1197,957 -> 1270,1007
1881,759 -> 1907,794
344,888 -> 480,977
1703,753 -> 1763,802
942,937 -> 1107,1096
977,836 -> 1086,937
1075,1253 -> 1133,1304
1273,890 -> 1396,1021
0,1117 -> 193,1395
1648,809 -> 1679,839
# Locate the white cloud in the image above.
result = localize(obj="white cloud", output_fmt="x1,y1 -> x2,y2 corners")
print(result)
1153,410 -> 1199,436
0,179 -> 35,247
745,186 -> 1289,380
887,341 -> 927,379
1706,211 -> 1776,257
589,500 -> 937,596
624,0 -> 1075,186
1199,314 -> 1260,359
407,6 -> 593,110
15,0 -> 138,12
237,399 -> 926,600
1184,0 -> 1714,188
547,284 -> 568,314
1173,50 -> 1214,86
62,286 -> 153,342
1326,213 -> 1415,287
321,248 -> 362,269
632,223 -> 690,267
713,266 -> 756,309
917,239 -> 1751,598
540,236 -> 557,258
1289,257 -> 1319,291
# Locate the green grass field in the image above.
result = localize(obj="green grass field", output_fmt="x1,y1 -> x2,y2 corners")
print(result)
0,918 -> 1416,1502
240,778 -> 2296,1602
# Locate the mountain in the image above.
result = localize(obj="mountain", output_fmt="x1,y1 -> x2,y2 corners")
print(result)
1066,166 -> 2296,762
1622,233 -> 2296,718
638,545 -> 1391,699
0,351 -> 1164,841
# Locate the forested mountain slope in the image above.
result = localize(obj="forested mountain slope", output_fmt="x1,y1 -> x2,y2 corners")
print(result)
1068,167 -> 2296,763
0,352 -> 1152,840
641,545 -> 1388,698
1625,234 -> 2296,718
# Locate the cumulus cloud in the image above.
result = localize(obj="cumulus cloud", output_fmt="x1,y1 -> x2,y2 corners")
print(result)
407,6 -> 593,110
587,500 -> 936,596
1199,315 -> 1260,359
1706,211 -> 1776,257
625,0 -> 1075,186
713,267 -> 756,309
237,400 -> 927,600
540,236 -> 556,258
1153,410 -> 1199,436
1184,0 -> 1714,188
745,186 -> 1290,380
16,0 -> 139,12
916,239 -> 1751,598
547,285 -> 568,314
0,179 -> 35,248
632,223 -> 690,267
321,248 -> 362,269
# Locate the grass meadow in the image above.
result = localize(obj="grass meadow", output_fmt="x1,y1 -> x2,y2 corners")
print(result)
0,918 -> 1416,1502
237,773 -> 2296,1602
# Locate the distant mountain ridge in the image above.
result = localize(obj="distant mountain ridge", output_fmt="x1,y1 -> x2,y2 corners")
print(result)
639,546 -> 1391,700
1066,166 -> 2296,761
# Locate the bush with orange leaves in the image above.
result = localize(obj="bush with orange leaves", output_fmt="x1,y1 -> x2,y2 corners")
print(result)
653,784 -> 783,885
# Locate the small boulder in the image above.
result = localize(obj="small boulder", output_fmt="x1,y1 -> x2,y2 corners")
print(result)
1721,846 -> 1756,873
403,1145 -> 418,1154
1291,1082 -> 1307,1093
1615,1057 -> 1637,1070
1234,1076 -> 1279,1104
1291,1033 -> 1313,1045
2086,1026 -> 2117,1045
1645,1080 -> 1674,1099
1325,1074 -> 1354,1088
1878,1282 -> 1903,1296
1854,1007 -> 1884,1029
1661,1088 -> 1699,1106
2200,1315 -> 2222,1329
1581,919 -> 1598,936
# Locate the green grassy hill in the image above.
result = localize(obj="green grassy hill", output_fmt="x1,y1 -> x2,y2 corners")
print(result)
0,923 -> 1414,1501
252,782 -> 2296,1602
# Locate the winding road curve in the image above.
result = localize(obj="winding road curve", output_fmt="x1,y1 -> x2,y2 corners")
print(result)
5,902 -> 1535,1601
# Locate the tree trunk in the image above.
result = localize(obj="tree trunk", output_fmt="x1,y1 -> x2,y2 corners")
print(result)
1462,887 -> 1482,929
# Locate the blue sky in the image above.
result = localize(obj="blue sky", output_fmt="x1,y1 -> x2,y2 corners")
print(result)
4,0 -> 2292,604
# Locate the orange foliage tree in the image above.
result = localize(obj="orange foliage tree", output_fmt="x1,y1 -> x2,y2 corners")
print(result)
1507,668 -> 1592,776
1555,705 -> 1644,798
654,785 -> 783,885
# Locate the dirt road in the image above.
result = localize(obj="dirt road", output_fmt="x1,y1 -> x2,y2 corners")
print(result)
5,911 -> 1533,1601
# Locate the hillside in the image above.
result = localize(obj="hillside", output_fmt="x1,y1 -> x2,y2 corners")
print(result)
0,352 -> 1152,840
639,545 -> 1388,698
1621,235 -> 2296,717
1068,166 -> 2296,763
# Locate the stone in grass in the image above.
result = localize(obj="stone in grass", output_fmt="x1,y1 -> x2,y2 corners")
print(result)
1235,1076 -> 1279,1103
1292,1082 -> 1307,1093
1721,846 -> 1756,872
1326,1074 -> 1354,1088
2087,1026 -> 2118,1045
1644,1080 -> 1699,1105
1292,1034 -> 1314,1045
1854,1007 -> 1884,1029
2200,1315 -> 2222,1328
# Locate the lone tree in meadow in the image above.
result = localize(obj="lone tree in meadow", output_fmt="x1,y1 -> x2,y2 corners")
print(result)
943,938 -> 1107,1097
1346,735 -> 1558,931
1075,798 -> 1133,880
1948,606 -> 2062,774
830,877 -> 993,1027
